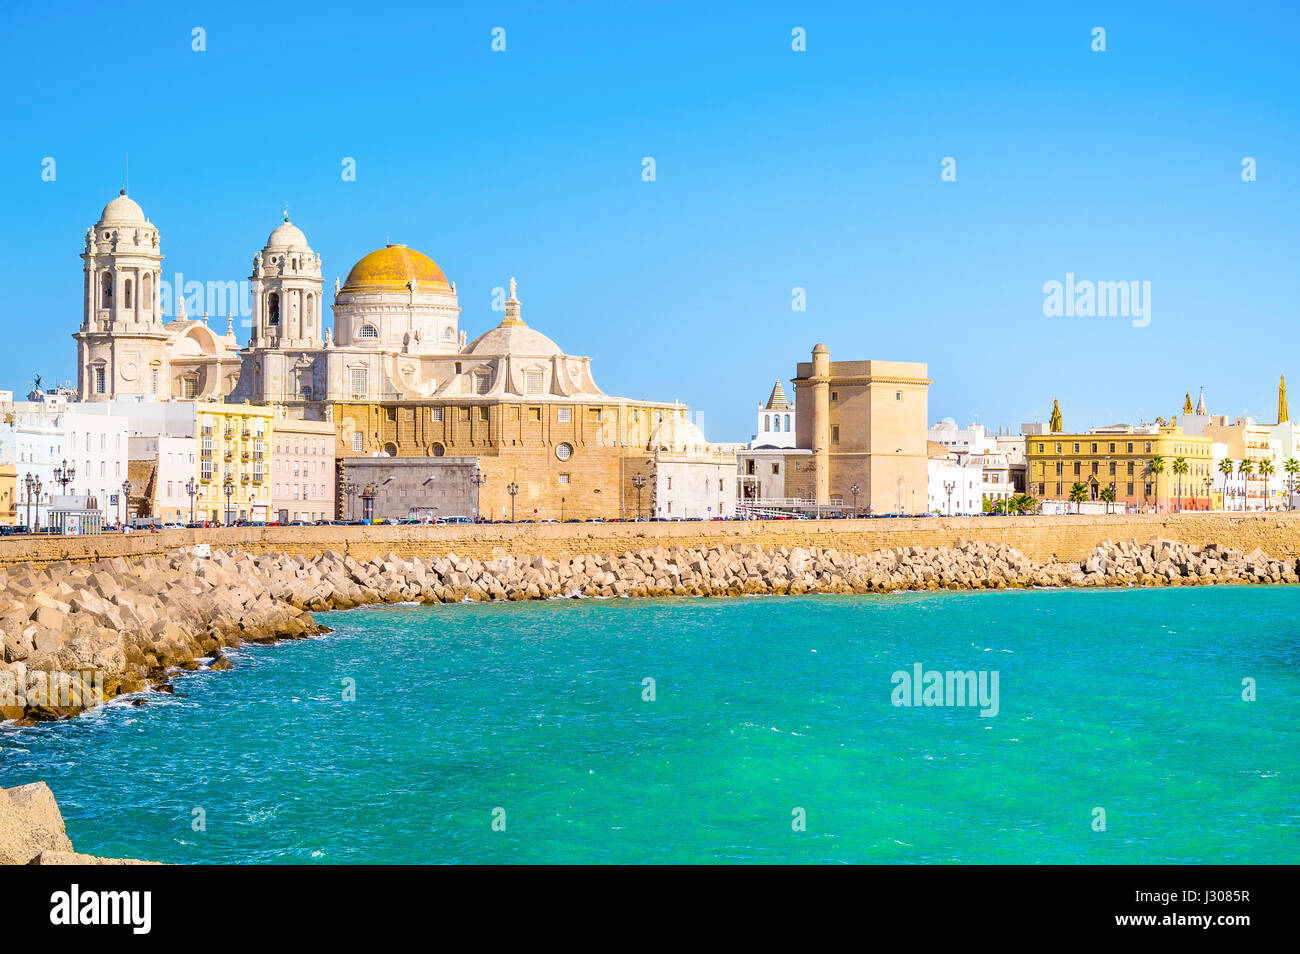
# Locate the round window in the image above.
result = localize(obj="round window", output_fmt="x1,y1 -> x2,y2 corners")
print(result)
432,443 -> 445,457
555,442 -> 573,461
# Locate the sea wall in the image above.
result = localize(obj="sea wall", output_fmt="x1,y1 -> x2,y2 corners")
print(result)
3,534 -> 1297,724
4,512 -> 1300,568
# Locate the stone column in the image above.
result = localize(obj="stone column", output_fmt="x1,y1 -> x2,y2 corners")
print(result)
811,343 -> 831,505
134,267 -> 142,325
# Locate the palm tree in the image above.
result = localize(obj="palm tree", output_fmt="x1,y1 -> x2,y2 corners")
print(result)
1217,458 -> 1235,511
1259,459 -> 1276,510
1172,457 -> 1189,513
1147,455 -> 1166,513
1285,457 -> 1299,510
1237,458 -> 1254,510
1099,484 -> 1117,514
1068,482 -> 1088,514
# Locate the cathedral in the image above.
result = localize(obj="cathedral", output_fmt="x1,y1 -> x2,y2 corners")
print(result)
73,191 -> 730,519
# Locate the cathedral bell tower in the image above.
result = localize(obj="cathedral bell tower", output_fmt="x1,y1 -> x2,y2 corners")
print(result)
75,190 -> 167,401
250,214 -> 324,350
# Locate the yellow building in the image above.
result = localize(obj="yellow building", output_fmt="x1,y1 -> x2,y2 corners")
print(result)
1026,417 -> 1214,512
0,462 -> 15,526
196,402 -> 275,523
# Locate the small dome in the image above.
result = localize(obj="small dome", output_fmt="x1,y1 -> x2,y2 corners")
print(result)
342,244 -> 449,293
649,412 -> 709,453
98,190 -> 147,226
812,342 -> 829,354
265,218 -> 309,249
466,322 -> 563,357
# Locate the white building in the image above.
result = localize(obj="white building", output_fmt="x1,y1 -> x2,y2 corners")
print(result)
0,392 -> 127,528
926,440 -> 1014,515
927,418 -> 998,456
749,382 -> 795,449
646,412 -> 738,519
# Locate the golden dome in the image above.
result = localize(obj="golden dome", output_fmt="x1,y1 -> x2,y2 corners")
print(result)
341,244 -> 450,293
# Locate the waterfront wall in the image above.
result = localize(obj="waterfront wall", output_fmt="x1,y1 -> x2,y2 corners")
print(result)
3,512 -> 1300,569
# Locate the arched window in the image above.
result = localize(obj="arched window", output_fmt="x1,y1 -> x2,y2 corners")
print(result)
764,415 -> 770,432
100,271 -> 113,306
773,416 -> 781,433
141,272 -> 153,309
358,324 -> 379,339
123,279 -> 133,309
267,292 -> 280,326
305,295 -> 314,327
785,414 -> 791,430
443,327 -> 453,341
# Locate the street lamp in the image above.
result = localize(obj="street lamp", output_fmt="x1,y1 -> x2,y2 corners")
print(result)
944,480 -> 956,516
343,480 -> 357,520
360,482 -> 377,522
53,458 -> 75,495
850,483 -> 860,516
25,473 -> 41,529
186,478 -> 197,524
506,480 -> 519,523
469,467 -> 487,522
632,472 -> 647,521
222,474 -> 235,526
120,479 -> 131,528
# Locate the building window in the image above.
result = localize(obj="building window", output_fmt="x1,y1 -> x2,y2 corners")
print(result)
772,463 -> 780,475
93,366 -> 106,394
123,279 -> 133,309
268,293 -> 280,326
558,407 -> 572,423
558,473 -> 569,484
764,415 -> 770,432
150,368 -> 159,394
351,431 -> 363,452
530,407 -> 542,422
182,377 -> 198,398
100,271 -> 112,306
358,324 -> 378,339
1127,482 -> 1135,495
895,391 -> 902,401
831,425 -> 839,444
443,327 -> 453,341
477,406 -> 488,422
556,442 -> 573,461
830,391 -> 838,402
524,369 -> 543,395
475,373 -> 490,394
350,368 -> 367,397
589,408 -> 603,423
431,407 -> 443,422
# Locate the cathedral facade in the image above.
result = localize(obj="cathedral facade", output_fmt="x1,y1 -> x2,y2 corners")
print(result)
73,192 -> 726,520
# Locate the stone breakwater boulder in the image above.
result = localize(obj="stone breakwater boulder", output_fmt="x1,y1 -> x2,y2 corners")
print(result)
2,537 -> 1297,723
0,781 -> 158,865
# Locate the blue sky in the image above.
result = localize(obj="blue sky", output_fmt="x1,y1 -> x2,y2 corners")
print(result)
2,1 -> 1296,439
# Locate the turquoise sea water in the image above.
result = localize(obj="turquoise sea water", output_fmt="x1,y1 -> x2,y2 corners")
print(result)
2,587 -> 1297,864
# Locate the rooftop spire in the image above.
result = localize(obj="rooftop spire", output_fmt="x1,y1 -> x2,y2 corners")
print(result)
502,277 -> 524,326
1183,391 -> 1194,414
1049,398 -> 1063,433
1195,387 -> 1207,416
1280,374 -> 1290,424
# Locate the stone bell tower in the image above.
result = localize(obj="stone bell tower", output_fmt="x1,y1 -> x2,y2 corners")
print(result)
75,190 -> 168,401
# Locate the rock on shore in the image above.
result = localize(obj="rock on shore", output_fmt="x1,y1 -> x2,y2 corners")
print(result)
1,536 -> 1296,723
0,782 -> 157,864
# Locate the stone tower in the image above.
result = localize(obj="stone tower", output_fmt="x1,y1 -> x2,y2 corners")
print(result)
249,215 -> 324,350
811,342 -> 831,504
75,191 -> 167,400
